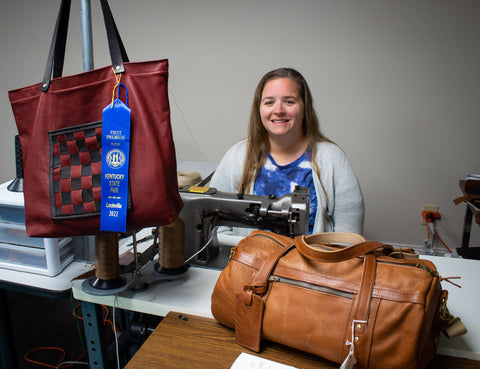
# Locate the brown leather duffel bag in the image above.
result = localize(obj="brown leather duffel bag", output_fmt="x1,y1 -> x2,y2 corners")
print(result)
211,230 -> 446,369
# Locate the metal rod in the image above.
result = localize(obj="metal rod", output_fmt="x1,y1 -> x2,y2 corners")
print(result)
80,0 -> 94,71
133,231 -> 140,276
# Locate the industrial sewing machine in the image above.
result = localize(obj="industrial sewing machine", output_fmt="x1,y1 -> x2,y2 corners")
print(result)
76,184 -> 310,294
177,185 -> 310,269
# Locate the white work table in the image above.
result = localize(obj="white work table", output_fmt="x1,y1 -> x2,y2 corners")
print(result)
1,260 -> 93,296
72,265 -> 220,318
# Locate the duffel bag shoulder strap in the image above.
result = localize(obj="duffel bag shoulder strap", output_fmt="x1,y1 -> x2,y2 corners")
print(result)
235,237 -> 296,352
295,233 -> 380,326
295,233 -> 393,262
296,233 -> 384,367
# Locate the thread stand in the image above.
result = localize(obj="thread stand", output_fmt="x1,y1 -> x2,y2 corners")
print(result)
129,231 -> 148,291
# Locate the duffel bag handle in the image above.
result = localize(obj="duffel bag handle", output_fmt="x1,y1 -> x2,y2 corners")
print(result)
295,233 -> 393,262
40,0 -> 129,92
304,232 -> 366,245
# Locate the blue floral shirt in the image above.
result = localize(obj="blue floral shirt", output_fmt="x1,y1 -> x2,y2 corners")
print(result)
254,151 -> 317,233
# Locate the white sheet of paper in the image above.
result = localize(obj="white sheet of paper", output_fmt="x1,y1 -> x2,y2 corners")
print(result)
230,352 -> 298,369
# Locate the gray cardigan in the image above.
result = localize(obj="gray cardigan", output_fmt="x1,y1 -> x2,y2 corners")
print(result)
210,140 -> 365,234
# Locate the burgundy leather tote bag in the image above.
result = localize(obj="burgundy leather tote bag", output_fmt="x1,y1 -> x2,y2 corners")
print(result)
8,0 -> 183,237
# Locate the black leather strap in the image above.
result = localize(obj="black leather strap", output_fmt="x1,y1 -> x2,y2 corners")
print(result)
41,0 -> 71,91
40,0 -> 129,92
99,0 -> 129,73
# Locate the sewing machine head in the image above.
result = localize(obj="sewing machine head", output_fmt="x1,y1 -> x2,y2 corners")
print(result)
178,185 -> 309,269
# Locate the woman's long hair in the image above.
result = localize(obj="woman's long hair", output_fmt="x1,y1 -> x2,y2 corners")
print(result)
240,68 -> 333,194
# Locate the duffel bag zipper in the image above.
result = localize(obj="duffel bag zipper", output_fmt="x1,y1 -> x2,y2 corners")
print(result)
268,259 -> 437,299
229,233 -> 292,262
269,275 -> 354,299
249,232 -> 292,247
378,260 -> 438,278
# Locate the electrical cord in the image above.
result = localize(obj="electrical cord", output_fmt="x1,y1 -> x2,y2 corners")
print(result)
423,211 -> 452,254
70,292 -> 86,355
55,361 -> 89,369
24,348 -> 88,369
113,294 -> 121,369
169,87 -> 215,170
24,294 -> 91,368
184,226 -> 219,264
422,213 -> 432,238
24,347 -> 66,368
73,302 -> 117,335
433,228 -> 453,253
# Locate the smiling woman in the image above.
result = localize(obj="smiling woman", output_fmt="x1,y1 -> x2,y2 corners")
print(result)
259,77 -> 306,164
210,68 -> 365,235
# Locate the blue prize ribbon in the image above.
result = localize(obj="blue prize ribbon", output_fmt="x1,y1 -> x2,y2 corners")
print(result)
100,83 -> 131,232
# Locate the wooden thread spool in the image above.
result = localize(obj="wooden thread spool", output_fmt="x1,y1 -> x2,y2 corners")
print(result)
157,217 -> 186,273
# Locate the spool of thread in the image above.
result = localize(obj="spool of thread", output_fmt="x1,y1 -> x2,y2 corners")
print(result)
177,171 -> 201,187
85,233 -> 126,292
157,217 -> 186,272
95,232 -> 120,281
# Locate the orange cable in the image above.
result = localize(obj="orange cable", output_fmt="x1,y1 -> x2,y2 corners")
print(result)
24,347 -> 66,368
73,303 -> 117,334
423,212 -> 453,254
24,299 -> 92,368
25,348 -> 88,369
433,228 -> 453,253
423,213 -> 431,238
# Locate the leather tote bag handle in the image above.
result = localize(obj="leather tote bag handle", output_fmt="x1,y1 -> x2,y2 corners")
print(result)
40,0 -> 129,92
295,233 -> 393,262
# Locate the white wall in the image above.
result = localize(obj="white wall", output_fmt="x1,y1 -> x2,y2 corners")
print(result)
1,0 -> 479,249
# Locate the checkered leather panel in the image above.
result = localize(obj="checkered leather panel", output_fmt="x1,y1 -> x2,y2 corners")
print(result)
49,121 -> 103,219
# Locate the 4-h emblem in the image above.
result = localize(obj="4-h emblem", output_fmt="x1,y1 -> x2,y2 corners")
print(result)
106,149 -> 126,169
